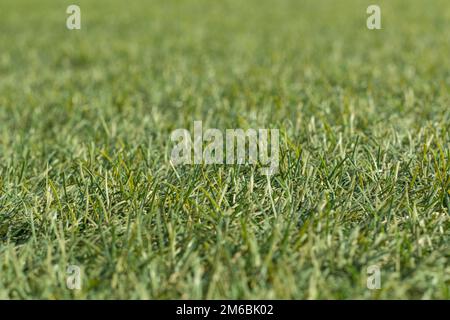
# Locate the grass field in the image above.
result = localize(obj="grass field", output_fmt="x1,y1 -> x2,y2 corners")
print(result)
0,0 -> 449,299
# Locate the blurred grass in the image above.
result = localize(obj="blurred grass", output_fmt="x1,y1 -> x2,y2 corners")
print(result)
0,0 -> 449,299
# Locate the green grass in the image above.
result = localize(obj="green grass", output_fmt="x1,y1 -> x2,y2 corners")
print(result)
0,0 -> 449,299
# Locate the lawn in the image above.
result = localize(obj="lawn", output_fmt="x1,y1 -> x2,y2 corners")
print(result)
0,0 -> 449,299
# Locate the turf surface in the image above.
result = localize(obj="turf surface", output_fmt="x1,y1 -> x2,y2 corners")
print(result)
0,0 -> 449,299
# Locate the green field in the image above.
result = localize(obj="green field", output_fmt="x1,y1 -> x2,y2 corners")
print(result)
0,0 -> 449,299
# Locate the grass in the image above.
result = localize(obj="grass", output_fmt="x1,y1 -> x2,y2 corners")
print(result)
0,0 -> 449,299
